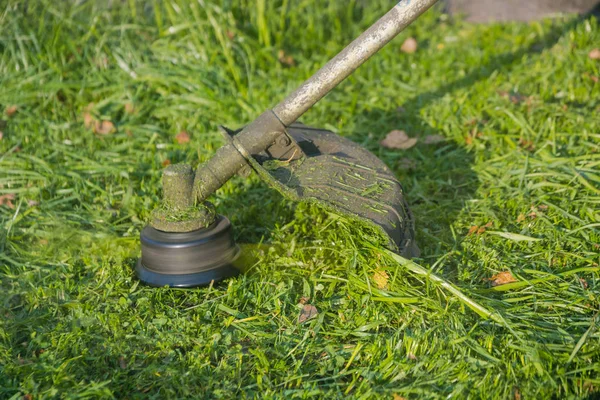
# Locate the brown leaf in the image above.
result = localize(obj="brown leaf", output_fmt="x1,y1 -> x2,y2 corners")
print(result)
124,103 -> 135,114
94,120 -> 115,135
380,130 -> 418,150
393,395 -> 407,400
23,394 -> 33,400
407,353 -> 417,361
298,304 -> 318,324
298,296 -> 310,305
0,193 -> 15,209
5,105 -> 17,117
162,159 -> 171,167
400,37 -> 418,54
277,50 -> 296,67
27,200 -> 39,207
119,356 -> 127,369
226,30 -> 236,40
518,138 -> 535,152
83,112 -> 94,129
589,48 -> 600,60
0,131 -> 3,141
372,269 -> 389,290
468,225 -> 479,235
580,278 -> 589,289
175,131 -> 190,144
422,134 -> 445,145
516,214 -> 526,223
489,271 -> 517,287
514,387 -> 522,400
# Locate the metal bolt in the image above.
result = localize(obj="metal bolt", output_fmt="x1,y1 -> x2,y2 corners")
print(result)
277,134 -> 292,147
162,163 -> 195,210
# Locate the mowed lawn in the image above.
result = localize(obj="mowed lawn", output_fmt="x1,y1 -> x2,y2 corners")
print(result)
1,1 -> 600,398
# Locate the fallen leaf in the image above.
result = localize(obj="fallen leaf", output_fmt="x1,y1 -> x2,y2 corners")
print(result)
83,112 -> 94,129
468,225 -> 479,235
514,387 -> 521,400
298,304 -> 318,324
27,200 -> 39,207
584,73 -> 599,83
23,394 -> 33,400
226,30 -> 236,40
0,131 -> 3,141
372,269 -> 389,290
407,353 -> 417,361
489,271 -> 517,287
400,37 -> 418,54
162,159 -> 171,167
94,120 -> 115,135
175,131 -> 190,144
422,134 -> 445,144
580,278 -> 588,289
476,221 -> 493,235
0,193 -> 15,209
518,138 -> 535,152
277,50 -> 295,67
380,130 -> 418,150
436,43 -> 445,50
516,214 -> 526,223
5,105 -> 17,117
393,395 -> 407,400
299,296 -> 310,305
589,48 -> 600,60
124,103 -> 135,114
119,356 -> 127,369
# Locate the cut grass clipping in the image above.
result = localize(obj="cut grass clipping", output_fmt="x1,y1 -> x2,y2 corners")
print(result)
1,0 -> 600,399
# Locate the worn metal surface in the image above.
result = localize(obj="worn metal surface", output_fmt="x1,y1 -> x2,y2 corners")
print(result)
150,163 -> 217,232
243,123 -> 420,257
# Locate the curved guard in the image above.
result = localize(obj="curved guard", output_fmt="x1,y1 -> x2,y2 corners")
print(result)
239,123 -> 420,257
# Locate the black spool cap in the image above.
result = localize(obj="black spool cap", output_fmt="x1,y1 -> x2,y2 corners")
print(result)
136,216 -> 240,288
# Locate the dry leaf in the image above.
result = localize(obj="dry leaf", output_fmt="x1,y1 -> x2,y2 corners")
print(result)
162,159 -> 172,167
393,395 -> 407,400
407,353 -> 417,361
580,278 -> 589,289
5,105 -> 17,117
299,296 -> 310,305
298,304 -> 318,324
119,356 -> 127,369
468,225 -> 479,235
516,214 -> 526,223
422,134 -> 445,145
380,130 -> 418,150
124,103 -> 135,114
489,271 -> 517,287
23,394 -> 33,400
27,200 -> 39,207
401,37 -> 418,54
0,131 -> 3,141
278,50 -> 296,67
0,193 -> 16,209
175,131 -> 190,144
226,30 -> 236,40
83,112 -> 94,129
94,120 -> 115,135
372,269 -> 389,290
518,138 -> 535,152
514,387 -> 522,400
589,48 -> 600,60
436,43 -> 445,50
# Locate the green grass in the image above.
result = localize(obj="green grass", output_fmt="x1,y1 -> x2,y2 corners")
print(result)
1,1 -> 600,398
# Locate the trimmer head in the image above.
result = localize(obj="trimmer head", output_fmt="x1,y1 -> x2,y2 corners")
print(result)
137,216 -> 240,288
137,0 -> 437,288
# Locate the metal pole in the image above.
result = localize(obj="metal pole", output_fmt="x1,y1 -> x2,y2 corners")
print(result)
272,0 -> 439,126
